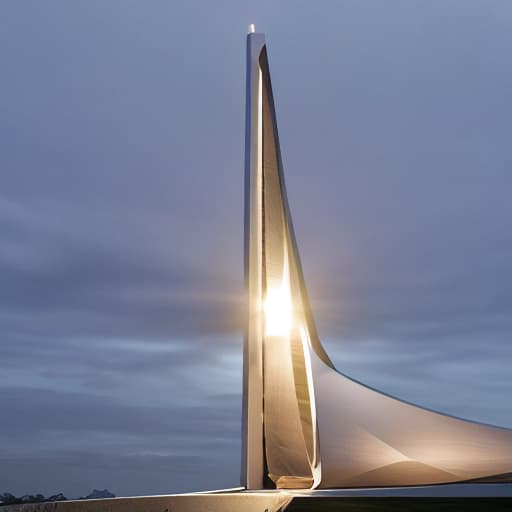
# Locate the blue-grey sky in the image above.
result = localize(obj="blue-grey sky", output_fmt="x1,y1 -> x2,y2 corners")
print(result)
1,0 -> 512,498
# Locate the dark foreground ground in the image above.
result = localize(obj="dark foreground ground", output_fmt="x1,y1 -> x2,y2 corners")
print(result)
286,497 -> 512,511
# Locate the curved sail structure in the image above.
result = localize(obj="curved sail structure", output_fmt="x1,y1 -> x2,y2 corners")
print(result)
241,28 -> 512,490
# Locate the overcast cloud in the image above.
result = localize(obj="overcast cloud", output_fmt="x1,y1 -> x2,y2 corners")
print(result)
1,0 -> 512,498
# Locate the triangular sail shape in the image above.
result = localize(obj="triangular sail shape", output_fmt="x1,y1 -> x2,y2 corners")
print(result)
241,28 -> 512,490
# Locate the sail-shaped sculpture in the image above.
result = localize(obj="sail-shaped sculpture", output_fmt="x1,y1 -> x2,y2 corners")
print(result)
241,27 -> 512,490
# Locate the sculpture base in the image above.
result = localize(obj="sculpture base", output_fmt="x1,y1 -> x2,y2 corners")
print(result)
0,492 -> 291,512
3,485 -> 512,512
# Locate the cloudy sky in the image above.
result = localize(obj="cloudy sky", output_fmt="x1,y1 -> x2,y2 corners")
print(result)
1,0 -> 512,499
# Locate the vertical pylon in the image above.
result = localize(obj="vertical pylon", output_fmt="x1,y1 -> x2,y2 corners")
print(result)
242,27 -> 329,490
241,27 -> 266,490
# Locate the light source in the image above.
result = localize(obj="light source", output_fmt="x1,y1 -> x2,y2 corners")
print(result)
264,255 -> 292,337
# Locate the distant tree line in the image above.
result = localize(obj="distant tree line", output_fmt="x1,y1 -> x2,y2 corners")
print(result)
0,493 -> 67,506
0,489 -> 115,506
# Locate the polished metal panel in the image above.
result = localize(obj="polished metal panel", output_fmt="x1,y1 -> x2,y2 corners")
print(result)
312,350 -> 512,488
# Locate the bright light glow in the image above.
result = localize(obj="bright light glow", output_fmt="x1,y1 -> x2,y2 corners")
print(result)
264,248 -> 292,336
265,285 -> 292,336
